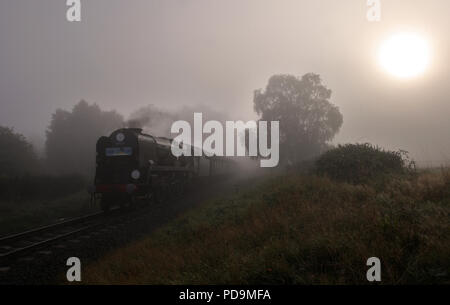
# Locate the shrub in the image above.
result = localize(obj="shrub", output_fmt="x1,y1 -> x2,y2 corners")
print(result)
0,174 -> 87,201
315,143 -> 414,184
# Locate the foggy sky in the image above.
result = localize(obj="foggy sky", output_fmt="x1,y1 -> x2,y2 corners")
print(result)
0,0 -> 449,164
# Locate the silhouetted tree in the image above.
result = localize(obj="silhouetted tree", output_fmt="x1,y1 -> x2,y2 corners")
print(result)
254,73 -> 343,164
0,126 -> 37,176
46,100 -> 124,176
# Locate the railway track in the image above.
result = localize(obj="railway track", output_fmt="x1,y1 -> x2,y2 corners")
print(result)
0,208 -> 128,264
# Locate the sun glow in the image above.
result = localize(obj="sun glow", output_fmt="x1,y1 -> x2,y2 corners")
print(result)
379,32 -> 431,79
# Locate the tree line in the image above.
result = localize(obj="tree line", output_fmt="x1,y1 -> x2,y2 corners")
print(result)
0,73 -> 343,177
0,100 -> 123,178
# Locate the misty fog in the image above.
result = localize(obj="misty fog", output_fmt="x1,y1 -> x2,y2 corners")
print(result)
0,0 -> 449,165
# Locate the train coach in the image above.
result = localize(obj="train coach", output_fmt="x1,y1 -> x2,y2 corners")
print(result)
93,128 -> 233,211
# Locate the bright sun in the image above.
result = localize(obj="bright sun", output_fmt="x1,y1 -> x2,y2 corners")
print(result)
379,32 -> 431,79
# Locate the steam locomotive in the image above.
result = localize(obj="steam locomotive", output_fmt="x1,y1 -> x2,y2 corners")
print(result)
93,128 -> 232,211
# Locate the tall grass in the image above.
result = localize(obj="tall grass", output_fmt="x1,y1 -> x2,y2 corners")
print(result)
0,191 -> 95,236
0,174 -> 93,235
83,170 -> 449,284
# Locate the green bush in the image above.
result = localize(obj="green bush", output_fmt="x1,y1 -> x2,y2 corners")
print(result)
315,143 -> 414,184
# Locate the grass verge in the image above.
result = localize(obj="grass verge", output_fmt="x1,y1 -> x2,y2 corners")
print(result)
83,170 -> 450,284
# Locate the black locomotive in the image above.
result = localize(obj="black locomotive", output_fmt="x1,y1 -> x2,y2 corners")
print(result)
93,128 -> 231,211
